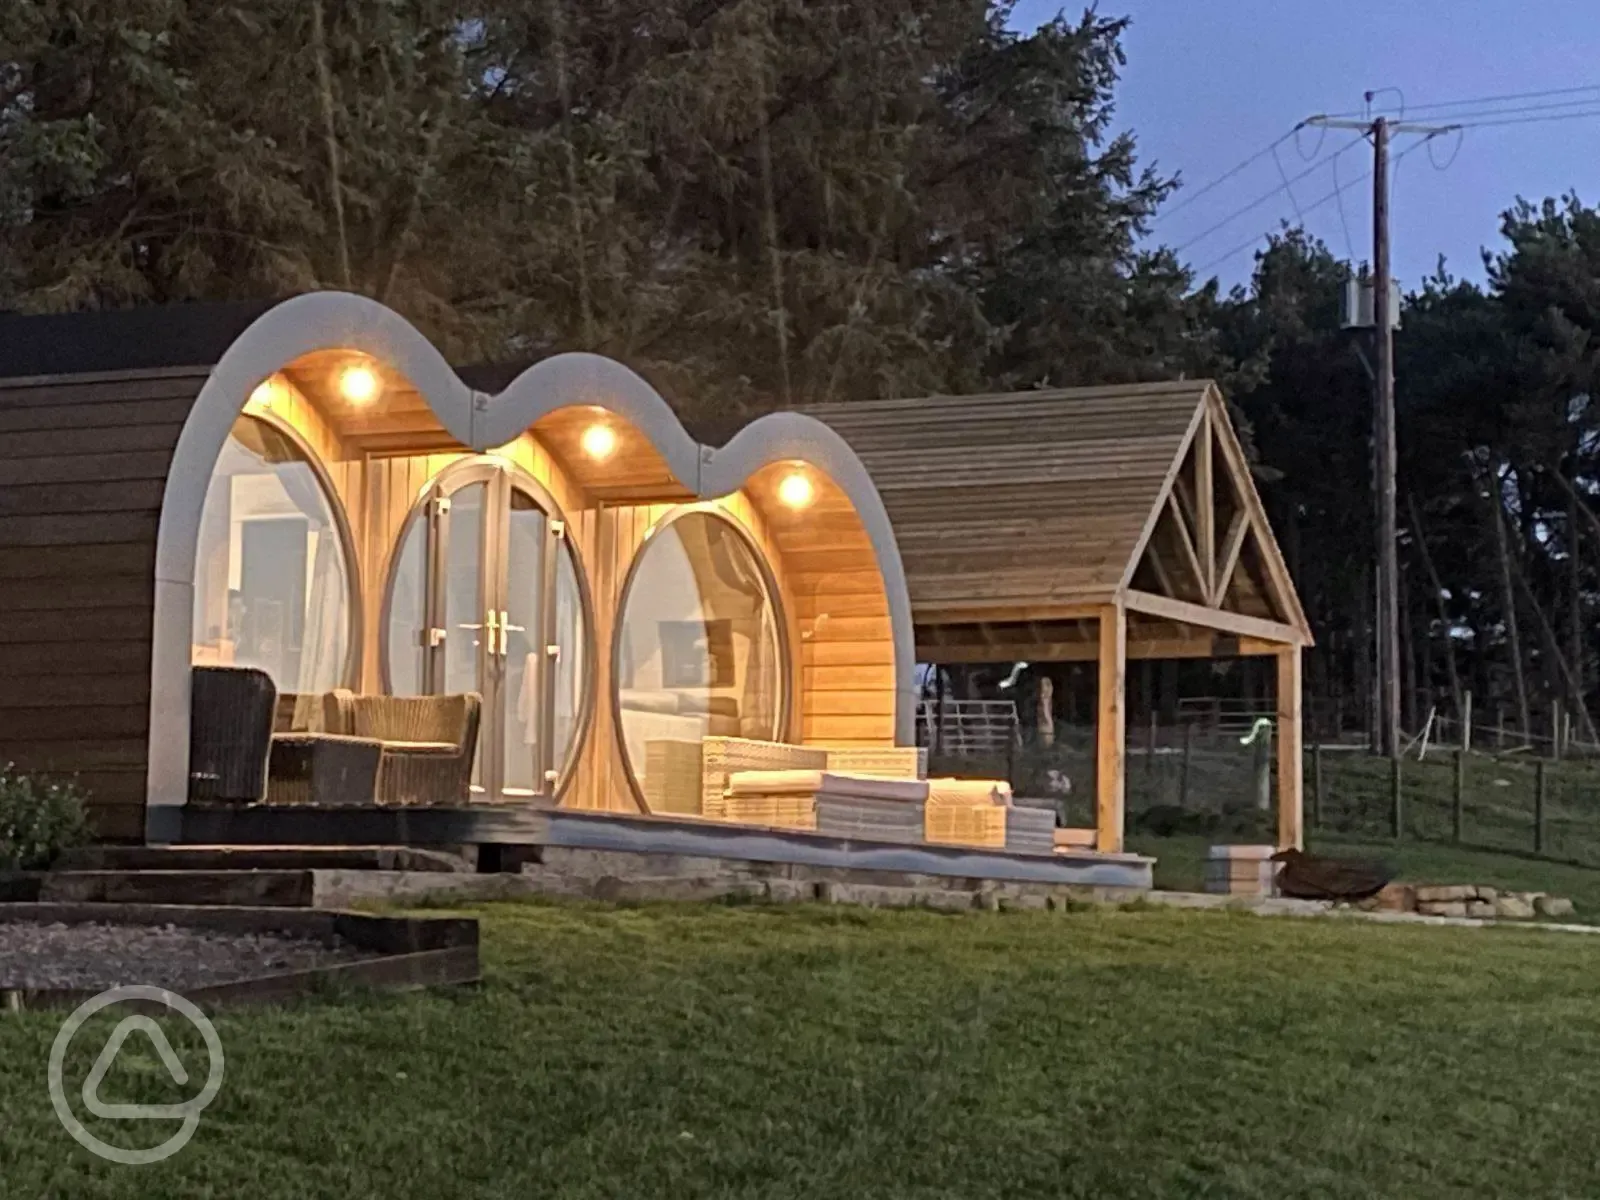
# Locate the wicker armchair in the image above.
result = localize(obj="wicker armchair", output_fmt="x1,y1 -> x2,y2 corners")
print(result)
349,693 -> 483,806
188,666 -> 277,803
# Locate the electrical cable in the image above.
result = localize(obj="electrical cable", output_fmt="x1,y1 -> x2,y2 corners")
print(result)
1451,106 -> 1600,130
1154,125 -> 1303,224
1190,135 -> 1436,278
1272,144 -> 1306,226
1174,133 -> 1366,252
1332,152 -> 1358,262
1322,82 -> 1600,120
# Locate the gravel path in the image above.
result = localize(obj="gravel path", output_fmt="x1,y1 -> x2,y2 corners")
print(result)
0,922 -> 373,991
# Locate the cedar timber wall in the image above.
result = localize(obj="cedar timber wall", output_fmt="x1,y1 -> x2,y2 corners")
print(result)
0,367 -> 209,840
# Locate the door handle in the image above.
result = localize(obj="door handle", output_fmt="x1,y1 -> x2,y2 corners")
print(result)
499,610 -> 526,657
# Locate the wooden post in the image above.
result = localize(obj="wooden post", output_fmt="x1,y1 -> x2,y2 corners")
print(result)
1452,749 -> 1465,844
1553,700 -> 1564,762
1461,689 -> 1473,753
1095,604 -> 1127,853
1179,722 -> 1194,808
1495,707 -> 1505,751
1310,741 -> 1323,831
1276,645 -> 1304,851
1390,756 -> 1403,840
1146,710 -> 1157,780
1535,760 -> 1547,854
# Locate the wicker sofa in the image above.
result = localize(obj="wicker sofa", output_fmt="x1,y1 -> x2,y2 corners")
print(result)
323,691 -> 483,806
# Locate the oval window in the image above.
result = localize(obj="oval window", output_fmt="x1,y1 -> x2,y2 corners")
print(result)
190,414 -> 356,693
615,510 -> 788,811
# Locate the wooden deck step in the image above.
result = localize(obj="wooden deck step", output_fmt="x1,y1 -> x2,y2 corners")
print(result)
53,845 -> 471,874
38,870 -> 319,908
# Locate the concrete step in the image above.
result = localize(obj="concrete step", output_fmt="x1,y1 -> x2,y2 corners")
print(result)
54,845 -> 471,874
39,870 -> 318,908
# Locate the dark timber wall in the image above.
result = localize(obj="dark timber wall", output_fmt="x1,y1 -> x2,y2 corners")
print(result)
0,367 -> 208,840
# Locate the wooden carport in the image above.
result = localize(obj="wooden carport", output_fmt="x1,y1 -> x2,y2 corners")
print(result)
808,381 -> 1314,854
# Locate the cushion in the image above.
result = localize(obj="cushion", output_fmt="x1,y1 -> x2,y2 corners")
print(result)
677,694 -> 740,719
618,689 -> 680,715
726,770 -> 929,804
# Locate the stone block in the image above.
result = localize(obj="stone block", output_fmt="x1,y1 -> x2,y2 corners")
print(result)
1466,900 -> 1496,918
1415,884 -> 1476,903
1373,883 -> 1416,913
1537,895 -> 1576,918
997,893 -> 1050,912
1494,894 -> 1536,920
1204,854 -> 1278,897
1206,843 -> 1277,861
1474,886 -> 1499,903
762,879 -> 814,904
1416,900 -> 1469,918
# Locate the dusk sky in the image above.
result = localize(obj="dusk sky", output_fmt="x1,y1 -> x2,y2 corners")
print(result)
1009,0 -> 1600,291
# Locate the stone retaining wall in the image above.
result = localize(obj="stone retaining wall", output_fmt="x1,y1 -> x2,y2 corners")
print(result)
517,846 -> 1144,911
1374,883 -> 1575,921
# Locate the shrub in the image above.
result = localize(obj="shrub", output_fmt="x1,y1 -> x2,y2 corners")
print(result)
0,763 -> 90,870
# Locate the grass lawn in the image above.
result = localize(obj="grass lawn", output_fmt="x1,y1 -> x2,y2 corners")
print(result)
8,899 -> 1600,1197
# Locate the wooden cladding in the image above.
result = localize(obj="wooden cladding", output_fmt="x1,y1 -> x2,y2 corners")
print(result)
0,366 -> 208,840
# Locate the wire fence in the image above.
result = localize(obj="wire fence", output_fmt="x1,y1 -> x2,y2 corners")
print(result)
922,704 -> 1600,868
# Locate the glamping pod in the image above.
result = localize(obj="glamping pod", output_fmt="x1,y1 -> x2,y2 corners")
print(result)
0,294 -> 914,845
0,295 -> 1305,886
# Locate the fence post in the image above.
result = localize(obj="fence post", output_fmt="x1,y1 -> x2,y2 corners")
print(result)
1253,725 -> 1273,812
1495,708 -> 1505,750
1390,756 -> 1403,840
1535,760 -> 1547,855
1452,749 -> 1465,844
1146,711 -> 1157,780
1310,742 -> 1323,831
1553,701 -> 1564,763
1461,689 -> 1473,753
1179,722 -> 1193,808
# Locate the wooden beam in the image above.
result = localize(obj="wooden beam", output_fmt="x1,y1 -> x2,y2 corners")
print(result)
1122,590 -> 1308,645
1195,406 -> 1215,596
1118,398 -> 1209,591
913,601 -> 1112,625
1276,645 -> 1304,851
1203,388 -> 1314,641
1096,604 -> 1127,854
917,635 -> 1284,664
1210,510 -> 1249,607
1164,494 -> 1208,598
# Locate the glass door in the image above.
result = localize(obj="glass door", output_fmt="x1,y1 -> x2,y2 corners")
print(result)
385,458 -> 585,803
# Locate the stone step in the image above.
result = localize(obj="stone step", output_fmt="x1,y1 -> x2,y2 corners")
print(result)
54,845 -> 471,874
38,870 -> 318,908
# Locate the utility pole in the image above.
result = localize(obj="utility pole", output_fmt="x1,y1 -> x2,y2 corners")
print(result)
1309,108 -> 1455,759
1372,117 -> 1399,762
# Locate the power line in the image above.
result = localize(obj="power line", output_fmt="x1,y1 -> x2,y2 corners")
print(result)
1452,106 -> 1600,130
1324,82 -> 1600,120
1155,125 -> 1303,224
1190,134 -> 1439,278
1176,100 -> 1600,280
1174,134 -> 1367,253
1332,152 -> 1357,262
1414,96 -> 1600,124
1191,166 -> 1371,276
